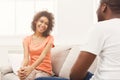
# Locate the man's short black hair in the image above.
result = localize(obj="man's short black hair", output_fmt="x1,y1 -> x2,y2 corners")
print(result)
101,0 -> 120,14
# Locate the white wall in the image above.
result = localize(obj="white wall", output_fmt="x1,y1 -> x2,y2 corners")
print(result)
54,0 -> 94,45
0,0 -> 95,45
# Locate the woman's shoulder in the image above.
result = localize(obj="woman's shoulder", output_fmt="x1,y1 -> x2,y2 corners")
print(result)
23,35 -> 32,41
47,35 -> 54,40
46,35 -> 54,47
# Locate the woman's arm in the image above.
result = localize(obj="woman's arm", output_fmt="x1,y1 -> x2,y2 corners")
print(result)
18,40 -> 30,80
21,41 -> 29,67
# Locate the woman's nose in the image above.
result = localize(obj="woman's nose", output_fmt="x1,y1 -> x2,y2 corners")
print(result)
41,23 -> 45,27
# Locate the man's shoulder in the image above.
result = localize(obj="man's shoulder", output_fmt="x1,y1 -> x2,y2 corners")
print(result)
96,19 -> 120,26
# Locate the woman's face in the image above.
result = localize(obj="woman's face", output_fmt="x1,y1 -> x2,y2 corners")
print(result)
35,16 -> 49,34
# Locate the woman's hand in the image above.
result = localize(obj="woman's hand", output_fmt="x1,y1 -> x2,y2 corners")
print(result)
18,66 -> 34,80
17,67 -> 27,80
23,66 -> 34,77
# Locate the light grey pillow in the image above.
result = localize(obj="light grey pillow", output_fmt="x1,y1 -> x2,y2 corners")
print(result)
51,45 -> 72,76
59,45 -> 81,78
0,65 -> 13,75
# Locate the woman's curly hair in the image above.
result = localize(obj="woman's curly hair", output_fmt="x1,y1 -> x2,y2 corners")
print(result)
31,11 -> 54,37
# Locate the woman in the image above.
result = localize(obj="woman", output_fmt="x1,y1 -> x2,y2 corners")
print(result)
18,11 -> 54,80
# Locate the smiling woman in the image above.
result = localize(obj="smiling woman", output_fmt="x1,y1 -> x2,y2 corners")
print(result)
17,11 -> 55,80
0,0 -> 57,36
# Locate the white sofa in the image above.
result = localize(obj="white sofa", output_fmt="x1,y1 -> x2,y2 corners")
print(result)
0,45 -> 97,80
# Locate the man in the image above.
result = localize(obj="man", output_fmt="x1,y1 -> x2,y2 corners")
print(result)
70,0 -> 120,80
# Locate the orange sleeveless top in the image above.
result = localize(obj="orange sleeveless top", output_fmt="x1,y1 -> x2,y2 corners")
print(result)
23,35 -> 54,75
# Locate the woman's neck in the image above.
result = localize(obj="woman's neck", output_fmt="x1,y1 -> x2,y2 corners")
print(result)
34,32 -> 43,38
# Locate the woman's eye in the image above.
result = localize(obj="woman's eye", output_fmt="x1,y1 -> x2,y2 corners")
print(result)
39,19 -> 48,26
45,22 -> 48,25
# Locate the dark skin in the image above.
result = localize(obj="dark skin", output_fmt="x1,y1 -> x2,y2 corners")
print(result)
70,51 -> 96,80
70,1 -> 120,80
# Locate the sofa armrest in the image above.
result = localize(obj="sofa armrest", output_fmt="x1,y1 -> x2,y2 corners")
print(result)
0,65 -> 13,75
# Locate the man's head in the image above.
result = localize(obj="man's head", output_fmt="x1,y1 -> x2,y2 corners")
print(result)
97,0 -> 120,21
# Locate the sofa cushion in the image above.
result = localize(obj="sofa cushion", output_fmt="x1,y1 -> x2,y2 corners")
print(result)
0,65 -> 12,75
8,50 -> 23,75
2,73 -> 19,80
59,45 -> 81,78
0,47 -> 9,67
51,45 -> 72,76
